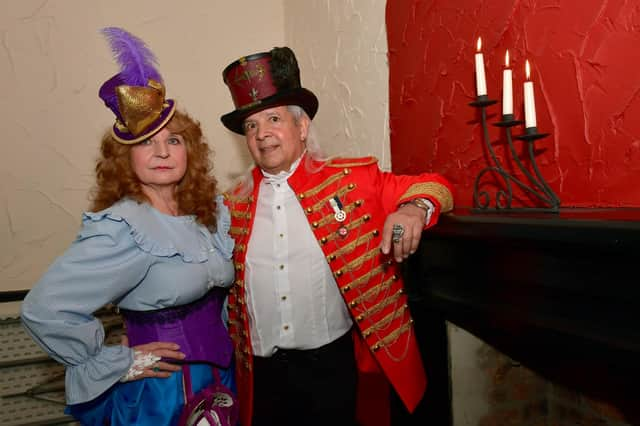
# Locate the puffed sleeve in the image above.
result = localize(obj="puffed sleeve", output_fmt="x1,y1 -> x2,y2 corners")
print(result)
211,194 -> 235,260
20,216 -> 154,404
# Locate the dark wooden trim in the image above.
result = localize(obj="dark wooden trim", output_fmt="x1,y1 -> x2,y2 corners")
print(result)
403,208 -> 640,424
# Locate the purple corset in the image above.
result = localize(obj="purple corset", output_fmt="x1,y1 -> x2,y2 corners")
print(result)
121,288 -> 233,368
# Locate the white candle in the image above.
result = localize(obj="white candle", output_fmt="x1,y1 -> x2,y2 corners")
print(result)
523,60 -> 537,128
502,50 -> 513,115
474,37 -> 487,96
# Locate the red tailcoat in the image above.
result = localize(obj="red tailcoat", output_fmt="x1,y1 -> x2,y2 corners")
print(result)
224,156 -> 454,426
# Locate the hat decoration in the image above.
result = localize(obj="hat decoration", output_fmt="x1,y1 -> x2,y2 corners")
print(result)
99,27 -> 176,144
220,46 -> 318,135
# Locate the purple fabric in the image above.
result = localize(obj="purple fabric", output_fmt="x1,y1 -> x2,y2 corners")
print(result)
97,72 -> 175,142
122,289 -> 233,368
98,74 -> 126,123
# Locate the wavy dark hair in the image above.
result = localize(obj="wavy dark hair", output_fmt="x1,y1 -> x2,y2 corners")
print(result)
89,110 -> 218,229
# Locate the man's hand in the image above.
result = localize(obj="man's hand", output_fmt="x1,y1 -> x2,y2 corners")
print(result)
381,203 -> 427,263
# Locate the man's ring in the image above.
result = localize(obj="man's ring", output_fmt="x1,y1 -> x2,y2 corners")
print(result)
392,223 -> 404,243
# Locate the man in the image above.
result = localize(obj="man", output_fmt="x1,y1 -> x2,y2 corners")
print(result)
221,47 -> 454,426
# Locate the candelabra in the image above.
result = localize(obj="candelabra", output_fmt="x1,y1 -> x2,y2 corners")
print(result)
469,95 -> 560,213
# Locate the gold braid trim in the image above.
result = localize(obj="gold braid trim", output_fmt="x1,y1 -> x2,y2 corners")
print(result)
372,320 -> 413,352
230,210 -> 251,219
309,185 -> 354,213
342,264 -> 386,293
228,319 -> 243,329
355,289 -> 403,322
362,304 -> 408,338
224,193 -> 252,204
229,226 -> 247,236
352,276 -> 396,305
341,247 -> 380,273
326,157 -> 378,168
325,229 -> 377,252
315,203 -> 359,228
235,243 -> 246,252
400,182 -> 454,213
300,171 -> 346,198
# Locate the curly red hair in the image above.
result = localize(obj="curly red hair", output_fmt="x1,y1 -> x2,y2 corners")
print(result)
89,110 -> 219,229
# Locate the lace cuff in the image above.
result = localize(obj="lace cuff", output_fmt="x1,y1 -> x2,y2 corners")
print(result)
119,350 -> 161,382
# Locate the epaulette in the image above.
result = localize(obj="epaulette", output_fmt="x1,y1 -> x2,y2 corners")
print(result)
326,156 -> 378,168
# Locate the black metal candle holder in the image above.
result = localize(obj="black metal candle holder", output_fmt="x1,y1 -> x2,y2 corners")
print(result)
469,95 -> 560,213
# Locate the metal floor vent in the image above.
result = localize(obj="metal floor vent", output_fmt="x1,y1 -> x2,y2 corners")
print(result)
0,305 -> 125,426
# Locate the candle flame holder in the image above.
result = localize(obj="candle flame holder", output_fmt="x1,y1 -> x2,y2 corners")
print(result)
470,95 -> 560,213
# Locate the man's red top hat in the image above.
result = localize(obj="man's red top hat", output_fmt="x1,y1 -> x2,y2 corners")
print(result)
220,47 -> 318,135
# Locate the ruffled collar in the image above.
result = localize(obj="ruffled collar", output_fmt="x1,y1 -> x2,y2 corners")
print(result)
261,151 -> 305,185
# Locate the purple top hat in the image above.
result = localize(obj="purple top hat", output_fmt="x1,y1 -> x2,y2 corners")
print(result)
99,27 -> 176,144
220,47 -> 318,135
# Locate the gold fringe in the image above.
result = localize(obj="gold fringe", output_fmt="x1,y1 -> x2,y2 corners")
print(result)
355,289 -> 403,322
341,247 -> 380,273
372,320 -> 413,351
343,264 -> 386,293
362,304 -> 408,338
400,182 -> 454,213
351,276 -> 396,305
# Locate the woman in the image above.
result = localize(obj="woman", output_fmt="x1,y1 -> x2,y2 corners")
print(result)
20,28 -> 236,425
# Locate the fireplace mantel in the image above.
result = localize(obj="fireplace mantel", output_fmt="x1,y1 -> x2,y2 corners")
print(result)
403,208 -> 640,424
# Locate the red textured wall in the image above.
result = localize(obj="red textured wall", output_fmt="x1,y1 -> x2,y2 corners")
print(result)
387,0 -> 640,208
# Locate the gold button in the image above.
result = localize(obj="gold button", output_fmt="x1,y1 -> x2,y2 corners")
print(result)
355,200 -> 363,207
373,230 -> 379,236
312,222 -> 319,228
335,270 -> 343,277
348,183 -> 355,189
328,254 -> 336,261
320,237 -> 328,244
306,207 -> 313,214
298,193 -> 305,199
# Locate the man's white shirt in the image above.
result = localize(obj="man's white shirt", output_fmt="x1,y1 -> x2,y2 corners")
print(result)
245,157 -> 352,357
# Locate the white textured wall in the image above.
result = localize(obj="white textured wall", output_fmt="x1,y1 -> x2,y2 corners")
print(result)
1,0 -> 392,292
284,0 -> 391,170
1,0 -> 284,292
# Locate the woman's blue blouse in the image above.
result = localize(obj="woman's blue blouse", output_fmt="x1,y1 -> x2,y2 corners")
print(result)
20,196 -> 235,405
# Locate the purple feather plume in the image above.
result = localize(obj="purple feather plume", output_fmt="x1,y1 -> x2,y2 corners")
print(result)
101,27 -> 162,87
